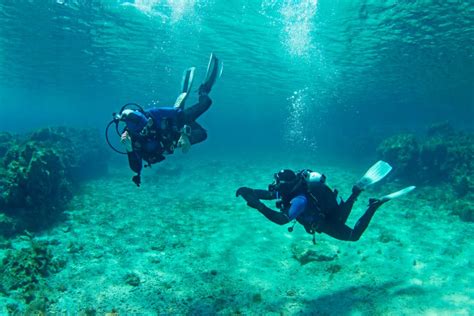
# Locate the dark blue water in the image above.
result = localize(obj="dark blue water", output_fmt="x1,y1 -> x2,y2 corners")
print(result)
0,0 -> 473,157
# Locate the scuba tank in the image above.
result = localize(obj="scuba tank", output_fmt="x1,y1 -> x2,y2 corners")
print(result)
300,169 -> 326,185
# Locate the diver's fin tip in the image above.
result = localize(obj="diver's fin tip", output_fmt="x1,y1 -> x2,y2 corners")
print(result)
174,92 -> 188,109
380,185 -> 416,202
181,67 -> 195,94
175,66 -> 196,109
199,53 -> 223,95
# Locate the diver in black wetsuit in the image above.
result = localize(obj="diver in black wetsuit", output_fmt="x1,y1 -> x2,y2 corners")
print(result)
107,53 -> 222,187
236,162 -> 415,243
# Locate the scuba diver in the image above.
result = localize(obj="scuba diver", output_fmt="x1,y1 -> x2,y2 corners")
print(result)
236,161 -> 415,243
106,53 -> 223,186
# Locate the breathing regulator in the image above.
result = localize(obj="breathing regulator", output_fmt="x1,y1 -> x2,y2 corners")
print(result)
105,103 -> 144,154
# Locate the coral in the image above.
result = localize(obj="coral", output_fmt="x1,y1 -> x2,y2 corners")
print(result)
425,122 -> 456,138
0,132 -> 16,159
0,126 -> 109,232
0,233 -> 64,306
5,148 -> 71,209
377,124 -> 473,187
376,134 -> 420,180
0,213 -> 19,238
451,200 -> 474,223
376,123 -> 474,222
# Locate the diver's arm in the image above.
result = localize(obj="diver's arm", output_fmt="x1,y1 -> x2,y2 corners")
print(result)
236,187 -> 276,200
256,204 -> 291,225
236,187 -> 289,225
259,195 -> 308,225
258,195 -> 309,226
253,189 -> 276,200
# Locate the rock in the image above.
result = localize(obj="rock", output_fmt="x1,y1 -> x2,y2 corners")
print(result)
0,235 -> 63,304
452,200 -> 474,223
376,133 -> 420,179
0,126 -> 110,233
376,124 -> 474,222
326,264 -> 342,274
124,272 -> 140,286
293,249 -> 337,265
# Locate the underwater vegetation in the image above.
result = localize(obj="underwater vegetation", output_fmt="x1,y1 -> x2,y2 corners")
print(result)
0,232 -> 66,314
0,127 -> 109,235
377,122 -> 474,222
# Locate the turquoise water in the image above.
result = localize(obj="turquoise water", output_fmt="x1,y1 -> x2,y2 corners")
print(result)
1,1 -> 473,151
0,1 -> 473,314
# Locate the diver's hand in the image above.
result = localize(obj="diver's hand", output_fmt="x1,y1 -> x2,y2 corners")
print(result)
178,134 -> 191,153
132,175 -> 141,187
236,187 -> 264,210
121,131 -> 133,152
236,187 -> 253,198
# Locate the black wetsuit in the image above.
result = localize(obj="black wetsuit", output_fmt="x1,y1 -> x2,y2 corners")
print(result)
238,181 -> 383,242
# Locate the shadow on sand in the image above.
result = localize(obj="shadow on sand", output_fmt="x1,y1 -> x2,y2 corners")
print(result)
300,281 -> 426,315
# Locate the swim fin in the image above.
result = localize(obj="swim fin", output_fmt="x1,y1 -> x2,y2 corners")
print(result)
355,160 -> 392,190
380,186 -> 416,202
198,53 -> 223,95
174,67 -> 195,109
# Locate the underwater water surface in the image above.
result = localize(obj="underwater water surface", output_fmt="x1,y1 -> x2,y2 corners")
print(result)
0,0 -> 473,314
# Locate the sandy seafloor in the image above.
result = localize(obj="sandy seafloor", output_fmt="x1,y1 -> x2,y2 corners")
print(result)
1,152 -> 473,315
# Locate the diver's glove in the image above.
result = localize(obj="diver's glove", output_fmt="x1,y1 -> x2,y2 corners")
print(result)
236,187 -> 253,198
246,195 -> 265,210
132,174 -> 141,187
178,125 -> 192,153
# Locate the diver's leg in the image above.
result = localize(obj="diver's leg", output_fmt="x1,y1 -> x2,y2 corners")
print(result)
183,95 -> 212,124
319,221 -> 355,241
321,199 -> 383,241
347,200 -> 383,241
337,186 -> 363,223
127,151 -> 142,175
187,122 -> 207,145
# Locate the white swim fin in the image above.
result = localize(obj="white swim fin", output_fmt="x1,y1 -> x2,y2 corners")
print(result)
174,67 -> 195,109
355,160 -> 392,190
380,186 -> 416,202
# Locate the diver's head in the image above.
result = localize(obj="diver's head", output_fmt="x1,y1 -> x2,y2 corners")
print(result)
269,169 -> 299,197
120,110 -> 148,135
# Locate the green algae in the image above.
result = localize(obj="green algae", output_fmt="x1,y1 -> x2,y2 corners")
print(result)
377,123 -> 474,222
0,127 -> 109,234
0,233 -> 65,312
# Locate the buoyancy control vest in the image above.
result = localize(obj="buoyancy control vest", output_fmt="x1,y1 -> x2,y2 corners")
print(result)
279,170 -> 341,235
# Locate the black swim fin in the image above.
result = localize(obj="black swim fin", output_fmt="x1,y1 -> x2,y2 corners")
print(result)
199,53 -> 223,95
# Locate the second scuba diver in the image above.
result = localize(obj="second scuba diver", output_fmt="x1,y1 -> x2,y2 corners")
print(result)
106,53 -> 223,186
236,161 -> 415,243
